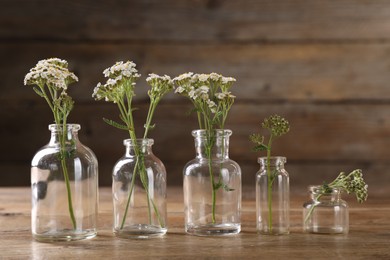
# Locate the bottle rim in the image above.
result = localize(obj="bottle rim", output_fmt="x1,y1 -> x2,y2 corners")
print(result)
308,185 -> 341,195
257,156 -> 287,164
48,124 -> 81,132
191,129 -> 232,138
123,138 -> 154,146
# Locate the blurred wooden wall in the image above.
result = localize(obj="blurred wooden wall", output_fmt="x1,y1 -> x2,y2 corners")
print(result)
1,0 -> 389,192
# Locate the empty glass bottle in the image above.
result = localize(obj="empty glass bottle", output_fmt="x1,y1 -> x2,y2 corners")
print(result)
31,124 -> 98,242
112,139 -> 167,238
183,129 -> 241,236
303,185 -> 349,234
256,156 -> 289,235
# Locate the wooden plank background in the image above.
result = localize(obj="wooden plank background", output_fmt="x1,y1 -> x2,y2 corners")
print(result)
1,0 -> 389,193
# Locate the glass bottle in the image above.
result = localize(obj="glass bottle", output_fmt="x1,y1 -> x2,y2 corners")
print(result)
183,129 -> 241,236
31,124 -> 98,242
112,139 -> 167,238
256,156 -> 289,235
303,185 -> 349,234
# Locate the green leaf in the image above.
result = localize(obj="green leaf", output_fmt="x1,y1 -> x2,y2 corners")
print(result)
214,182 -> 222,190
186,107 -> 199,116
145,123 -> 156,130
32,87 -> 45,98
222,184 -> 235,192
103,118 -> 129,130
252,144 -> 268,152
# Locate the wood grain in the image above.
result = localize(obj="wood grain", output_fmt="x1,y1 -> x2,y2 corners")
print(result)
2,102 -> 389,187
1,0 -> 390,188
2,0 -> 390,41
0,187 -> 389,259
4,42 -> 390,101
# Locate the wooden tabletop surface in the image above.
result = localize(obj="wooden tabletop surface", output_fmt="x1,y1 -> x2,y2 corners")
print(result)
0,187 -> 389,259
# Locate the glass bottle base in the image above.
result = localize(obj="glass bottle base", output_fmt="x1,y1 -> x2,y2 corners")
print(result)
186,223 -> 241,236
114,224 -> 167,239
304,226 -> 348,234
32,229 -> 97,242
257,230 -> 290,236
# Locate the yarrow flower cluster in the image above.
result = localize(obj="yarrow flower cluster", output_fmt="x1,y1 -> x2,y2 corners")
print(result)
262,115 -> 290,138
250,114 -> 290,232
24,58 -> 79,229
24,58 -> 78,91
146,73 -> 174,102
250,114 -> 290,152
93,61 -> 174,230
320,169 -> 368,203
304,169 -> 368,224
174,71 -> 237,224
24,58 -> 78,125
92,61 -> 141,103
173,72 -> 236,130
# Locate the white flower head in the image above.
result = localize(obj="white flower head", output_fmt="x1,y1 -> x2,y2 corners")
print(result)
207,99 -> 217,113
103,61 -> 140,79
197,73 -> 209,82
221,76 -> 236,84
216,91 -> 236,100
210,72 -> 222,81
175,86 -> 185,94
24,57 -> 78,89
173,72 -> 194,82
191,85 -> 209,100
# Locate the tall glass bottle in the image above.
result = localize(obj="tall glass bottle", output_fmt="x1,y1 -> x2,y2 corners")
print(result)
183,129 -> 241,236
112,139 -> 167,238
256,156 -> 289,235
31,124 -> 98,242
303,185 -> 349,234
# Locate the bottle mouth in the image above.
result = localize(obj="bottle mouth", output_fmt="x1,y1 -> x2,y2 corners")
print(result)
123,138 -> 154,147
258,156 -> 286,164
308,185 -> 340,195
48,124 -> 81,132
191,129 -> 232,138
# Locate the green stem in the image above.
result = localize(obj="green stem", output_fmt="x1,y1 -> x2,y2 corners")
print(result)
59,120 -> 76,229
304,193 -> 323,224
266,136 -> 273,233
208,146 -> 216,224
120,156 -> 139,229
119,96 -> 164,229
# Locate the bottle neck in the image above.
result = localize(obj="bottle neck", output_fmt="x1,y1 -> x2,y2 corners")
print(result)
124,138 -> 154,157
258,156 -> 286,170
309,185 -> 341,202
48,124 -> 80,146
193,129 -> 231,160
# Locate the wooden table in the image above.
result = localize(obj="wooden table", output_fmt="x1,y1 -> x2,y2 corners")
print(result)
0,187 -> 389,259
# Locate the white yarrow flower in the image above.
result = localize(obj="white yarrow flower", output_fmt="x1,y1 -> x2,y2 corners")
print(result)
221,76 -> 236,84
197,74 -> 209,82
173,72 -> 194,82
210,72 -> 221,81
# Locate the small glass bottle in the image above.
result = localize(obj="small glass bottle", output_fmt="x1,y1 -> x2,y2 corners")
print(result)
112,139 -> 167,239
183,129 -> 241,236
31,124 -> 98,242
256,156 -> 289,235
303,185 -> 349,234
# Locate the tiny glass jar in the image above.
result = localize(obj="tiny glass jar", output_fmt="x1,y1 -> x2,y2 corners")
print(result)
183,129 -> 241,236
256,156 -> 289,235
303,185 -> 349,234
112,139 -> 167,239
31,124 -> 98,242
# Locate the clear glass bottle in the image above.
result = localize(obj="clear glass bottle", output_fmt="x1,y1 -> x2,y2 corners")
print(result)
256,156 -> 289,235
183,129 -> 241,236
112,139 -> 167,238
31,124 -> 98,242
303,185 -> 349,234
